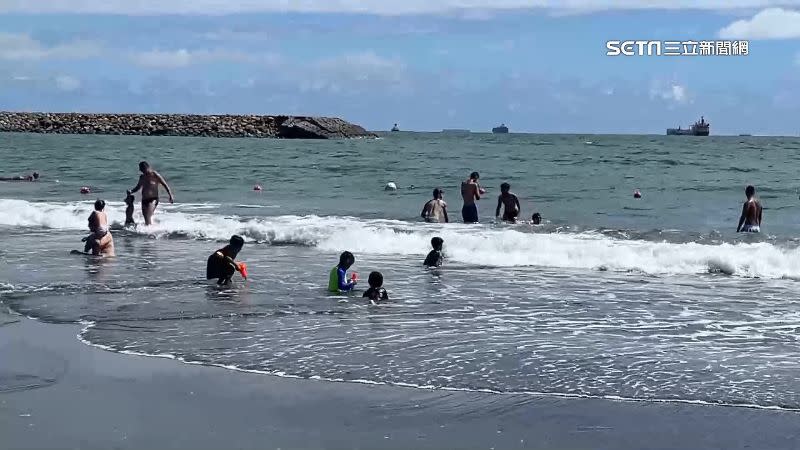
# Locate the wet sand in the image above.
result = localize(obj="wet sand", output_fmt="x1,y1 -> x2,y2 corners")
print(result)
1,316 -> 798,450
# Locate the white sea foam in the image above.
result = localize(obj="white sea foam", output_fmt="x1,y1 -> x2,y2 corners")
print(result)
3,199 -> 800,279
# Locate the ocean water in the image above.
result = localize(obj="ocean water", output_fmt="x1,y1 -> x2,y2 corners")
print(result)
2,131 -> 800,410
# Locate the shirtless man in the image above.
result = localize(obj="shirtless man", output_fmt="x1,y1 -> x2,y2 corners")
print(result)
737,185 -> 762,233
495,182 -> 521,223
421,188 -> 449,223
82,199 -> 115,256
129,161 -> 174,226
460,171 -> 484,223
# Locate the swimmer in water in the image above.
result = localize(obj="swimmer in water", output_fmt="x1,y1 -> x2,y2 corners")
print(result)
206,235 -> 245,285
129,161 -> 174,226
81,199 -> 115,256
531,212 -> 542,225
124,190 -> 136,228
737,185 -> 762,233
460,171 -> 482,223
0,172 -> 39,181
328,251 -> 357,293
495,182 -> 521,223
423,237 -> 444,267
421,188 -> 449,223
362,271 -> 389,303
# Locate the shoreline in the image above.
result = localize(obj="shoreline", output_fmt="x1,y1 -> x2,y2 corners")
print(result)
73,319 -> 800,413
2,313 -> 799,449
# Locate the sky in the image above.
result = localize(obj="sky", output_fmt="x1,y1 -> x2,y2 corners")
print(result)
2,1 -> 800,134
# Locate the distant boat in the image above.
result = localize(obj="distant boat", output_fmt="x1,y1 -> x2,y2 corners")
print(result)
666,116 -> 710,136
492,123 -> 509,134
738,133 -> 751,136
390,123 -> 400,132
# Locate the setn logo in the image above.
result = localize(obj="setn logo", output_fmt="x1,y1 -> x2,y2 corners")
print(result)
606,40 -> 661,56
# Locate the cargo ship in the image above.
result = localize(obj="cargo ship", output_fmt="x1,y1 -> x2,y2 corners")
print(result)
492,123 -> 509,134
666,116 -> 709,136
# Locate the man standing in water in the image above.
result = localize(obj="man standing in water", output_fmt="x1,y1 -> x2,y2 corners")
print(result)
129,161 -> 174,226
461,171 -> 484,223
737,185 -> 762,233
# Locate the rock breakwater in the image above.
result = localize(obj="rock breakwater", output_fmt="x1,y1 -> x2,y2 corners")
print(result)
0,112 -> 376,139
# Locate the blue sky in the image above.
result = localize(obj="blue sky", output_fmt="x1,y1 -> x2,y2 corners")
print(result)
1,1 -> 800,134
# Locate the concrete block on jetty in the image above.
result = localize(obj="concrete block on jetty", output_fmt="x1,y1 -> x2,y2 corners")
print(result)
0,112 -> 377,139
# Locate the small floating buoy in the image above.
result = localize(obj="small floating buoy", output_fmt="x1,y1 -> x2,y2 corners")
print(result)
253,184 -> 262,191
633,189 -> 642,199
385,182 -> 397,191
80,186 -> 90,194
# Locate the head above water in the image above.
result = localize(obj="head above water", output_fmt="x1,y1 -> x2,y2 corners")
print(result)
138,161 -> 151,173
531,213 -> 541,224
229,235 -> 245,250
368,271 -> 383,288
94,199 -> 105,211
32,172 -> 39,180
432,188 -> 443,199
745,185 -> 755,198
469,171 -> 480,181
500,182 -> 510,193
431,236 -> 444,250
339,251 -> 355,269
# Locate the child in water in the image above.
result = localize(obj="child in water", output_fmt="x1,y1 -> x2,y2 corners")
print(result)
423,237 -> 444,267
328,251 -> 357,293
495,182 -> 521,223
124,190 -> 136,228
362,271 -> 389,304
206,235 -> 245,285
531,212 -> 541,225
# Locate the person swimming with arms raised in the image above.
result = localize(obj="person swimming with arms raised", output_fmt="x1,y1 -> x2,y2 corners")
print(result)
129,161 -> 174,226
81,199 -> 115,256
495,182 -> 521,223
421,188 -> 449,223
737,185 -> 762,233
461,171 -> 484,223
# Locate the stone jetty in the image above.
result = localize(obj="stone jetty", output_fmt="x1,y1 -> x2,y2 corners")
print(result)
0,112 -> 376,139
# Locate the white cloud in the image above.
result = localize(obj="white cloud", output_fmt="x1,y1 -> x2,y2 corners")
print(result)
130,48 -> 280,69
0,33 -> 101,61
55,75 -> 81,91
719,8 -> 800,39
650,82 -> 690,104
1,0 -> 799,15
315,51 -> 407,83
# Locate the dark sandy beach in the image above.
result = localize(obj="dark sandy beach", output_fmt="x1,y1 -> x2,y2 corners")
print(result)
1,314 -> 798,450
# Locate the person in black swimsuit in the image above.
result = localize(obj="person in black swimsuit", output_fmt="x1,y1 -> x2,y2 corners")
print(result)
129,161 -> 174,226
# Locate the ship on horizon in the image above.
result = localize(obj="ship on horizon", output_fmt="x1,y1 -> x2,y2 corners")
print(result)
667,116 -> 709,136
492,123 -> 509,134
390,123 -> 400,132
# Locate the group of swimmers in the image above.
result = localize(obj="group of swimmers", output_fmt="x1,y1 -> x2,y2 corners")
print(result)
421,171 -> 541,225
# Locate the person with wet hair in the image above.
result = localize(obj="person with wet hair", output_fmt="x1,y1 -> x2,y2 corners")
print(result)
423,236 -> 444,267
206,235 -> 246,285
328,251 -> 357,293
81,199 -> 115,256
362,271 -> 389,303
